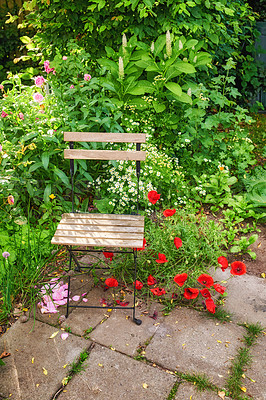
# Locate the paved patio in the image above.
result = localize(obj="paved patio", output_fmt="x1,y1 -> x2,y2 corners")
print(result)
0,271 -> 265,400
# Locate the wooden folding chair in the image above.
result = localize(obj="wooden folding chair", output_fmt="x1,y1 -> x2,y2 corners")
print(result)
51,132 -> 146,325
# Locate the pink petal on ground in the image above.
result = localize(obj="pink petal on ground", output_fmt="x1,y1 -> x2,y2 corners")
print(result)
81,292 -> 87,297
43,294 -> 53,304
50,277 -> 60,282
72,295 -> 80,301
61,284 -> 68,290
61,333 -> 69,340
46,301 -> 58,313
82,298 -> 88,303
54,299 -> 68,306
52,291 -> 64,301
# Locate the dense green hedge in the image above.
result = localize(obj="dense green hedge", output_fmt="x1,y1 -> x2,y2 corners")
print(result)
24,0 -> 262,101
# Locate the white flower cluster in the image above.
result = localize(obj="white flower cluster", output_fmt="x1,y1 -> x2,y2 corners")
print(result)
93,143 -> 185,212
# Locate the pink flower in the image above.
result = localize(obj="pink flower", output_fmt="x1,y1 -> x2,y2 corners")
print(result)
0,144 -> 2,152
0,84 -> 4,90
84,74 -> 91,81
33,93 -> 44,103
1,111 -> 8,118
44,60 -> 55,74
19,112 -> 24,120
62,56 -> 67,60
7,195 -> 14,205
34,75 -> 45,87
2,252 -> 10,259
70,85 -> 74,89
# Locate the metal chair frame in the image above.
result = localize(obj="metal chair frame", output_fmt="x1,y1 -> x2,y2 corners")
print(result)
51,132 -> 146,325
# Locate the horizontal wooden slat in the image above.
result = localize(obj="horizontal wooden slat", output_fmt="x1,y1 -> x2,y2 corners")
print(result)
64,149 -> 146,161
64,132 -> 146,143
54,230 -> 143,240
51,236 -> 144,248
62,213 -> 144,221
60,220 -> 143,228
56,224 -> 144,233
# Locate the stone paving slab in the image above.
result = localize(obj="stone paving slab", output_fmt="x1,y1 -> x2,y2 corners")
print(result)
145,307 -> 245,387
0,318 -> 90,400
90,303 -> 164,357
244,335 -> 266,400
57,344 -> 176,400
213,268 -> 266,325
61,287 -> 115,336
175,382 -> 230,399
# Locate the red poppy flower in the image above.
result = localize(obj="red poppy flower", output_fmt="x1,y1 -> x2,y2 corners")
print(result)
197,274 -> 214,288
205,297 -> 216,314
174,237 -> 182,249
217,256 -> 228,271
174,273 -> 188,287
150,287 -> 166,296
163,209 -> 176,217
230,261 -> 246,276
213,284 -> 226,295
155,253 -> 168,263
183,288 -> 199,300
147,274 -> 157,286
116,300 -> 129,307
200,288 -> 211,298
134,280 -> 143,290
134,238 -> 146,251
105,277 -> 118,288
103,252 -> 114,261
148,190 -> 161,204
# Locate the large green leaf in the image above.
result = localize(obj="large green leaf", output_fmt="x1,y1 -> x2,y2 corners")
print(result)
165,65 -> 182,81
154,35 -> 166,57
165,82 -> 182,97
41,152 -> 49,170
152,102 -> 166,113
173,61 -> 196,74
54,168 -> 70,187
43,184 -> 52,204
127,80 -> 155,95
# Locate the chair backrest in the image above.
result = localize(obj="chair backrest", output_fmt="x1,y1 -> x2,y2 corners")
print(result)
64,132 -> 146,161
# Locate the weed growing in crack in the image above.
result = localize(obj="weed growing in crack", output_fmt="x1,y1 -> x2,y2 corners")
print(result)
226,322 -> 263,398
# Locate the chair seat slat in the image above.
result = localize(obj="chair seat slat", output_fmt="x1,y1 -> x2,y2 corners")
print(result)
54,230 -> 143,240
56,224 -> 144,233
51,236 -> 144,248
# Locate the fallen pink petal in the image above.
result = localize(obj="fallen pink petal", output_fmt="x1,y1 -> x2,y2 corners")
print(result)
61,333 -> 69,340
72,295 -> 80,301
82,298 -> 88,302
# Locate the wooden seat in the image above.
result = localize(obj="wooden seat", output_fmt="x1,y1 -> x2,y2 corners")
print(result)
51,213 -> 145,248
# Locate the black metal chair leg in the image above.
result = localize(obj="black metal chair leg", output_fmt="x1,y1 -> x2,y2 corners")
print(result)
133,249 -> 142,325
65,251 -> 72,318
